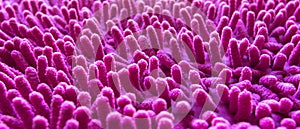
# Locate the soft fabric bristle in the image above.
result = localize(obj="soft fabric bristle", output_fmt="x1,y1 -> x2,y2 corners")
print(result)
0,0 -> 299,128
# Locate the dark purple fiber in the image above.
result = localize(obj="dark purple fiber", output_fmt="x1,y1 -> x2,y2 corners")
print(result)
0,0 -> 299,128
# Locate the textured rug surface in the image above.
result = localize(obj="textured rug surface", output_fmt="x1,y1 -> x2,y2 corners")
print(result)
0,0 -> 300,128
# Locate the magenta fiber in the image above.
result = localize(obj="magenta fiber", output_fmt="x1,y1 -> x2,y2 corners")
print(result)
0,0 -> 300,128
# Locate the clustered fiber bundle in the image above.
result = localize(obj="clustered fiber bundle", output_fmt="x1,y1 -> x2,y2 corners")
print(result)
0,0 -> 300,128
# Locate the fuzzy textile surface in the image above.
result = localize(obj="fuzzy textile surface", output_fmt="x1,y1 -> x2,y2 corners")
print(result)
0,0 -> 300,129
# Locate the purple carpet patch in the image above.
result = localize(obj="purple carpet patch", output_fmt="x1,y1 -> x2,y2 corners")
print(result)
0,0 -> 300,129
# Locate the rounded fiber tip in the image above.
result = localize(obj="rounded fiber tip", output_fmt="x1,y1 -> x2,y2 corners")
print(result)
63,119 -> 79,129
174,101 -> 191,115
279,98 -> 293,114
117,95 -> 132,109
280,118 -> 296,129
152,98 -> 167,114
32,115 -> 49,129
255,103 -> 272,119
190,119 -> 209,129
157,118 -> 173,129
74,106 -> 91,129
106,112 -> 122,129
123,104 -> 136,117
133,110 -> 151,129
259,117 -> 275,129
121,116 -> 136,129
